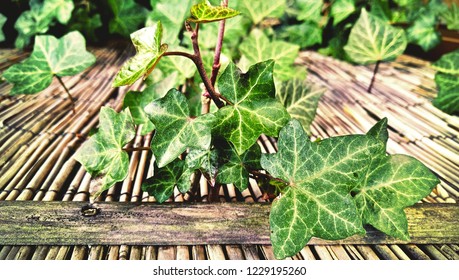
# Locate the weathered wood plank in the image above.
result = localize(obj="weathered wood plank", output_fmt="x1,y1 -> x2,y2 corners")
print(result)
0,202 -> 457,246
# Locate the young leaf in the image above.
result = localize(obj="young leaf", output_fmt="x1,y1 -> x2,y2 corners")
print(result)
188,0 -> 240,23
0,13 -> 6,42
239,29 -> 302,81
296,0 -> 323,23
431,49 -> 459,75
43,0 -> 74,24
216,142 -> 262,191
236,0 -> 286,24
214,60 -> 290,155
276,79 -> 324,134
407,11 -> 440,52
74,107 -> 136,197
441,3 -> 459,31
353,119 -> 439,239
432,73 -> 459,115
344,9 -> 407,64
331,0 -> 356,26
3,31 -> 96,95
108,0 -> 147,37
142,159 -> 190,203
262,119 -> 384,259
113,23 -> 167,87
145,89 -> 216,168
147,0 -> 193,45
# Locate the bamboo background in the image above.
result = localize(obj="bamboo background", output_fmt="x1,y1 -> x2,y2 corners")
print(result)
0,44 -> 458,260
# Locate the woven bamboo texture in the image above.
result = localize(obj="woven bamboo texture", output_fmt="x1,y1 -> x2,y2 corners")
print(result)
0,44 -> 458,260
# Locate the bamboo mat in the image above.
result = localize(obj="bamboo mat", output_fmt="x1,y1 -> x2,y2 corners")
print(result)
0,44 -> 458,260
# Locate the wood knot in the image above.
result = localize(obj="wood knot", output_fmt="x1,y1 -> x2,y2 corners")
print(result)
81,204 -> 100,217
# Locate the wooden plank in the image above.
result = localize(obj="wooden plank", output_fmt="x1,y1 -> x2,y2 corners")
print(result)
0,201 -> 458,246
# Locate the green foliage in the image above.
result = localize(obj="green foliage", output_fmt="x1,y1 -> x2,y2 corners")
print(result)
295,0 -> 323,22
67,7 -> 102,42
213,60 -> 290,155
331,0 -> 356,26
407,10 -> 441,52
74,107 -> 136,197
0,13 -> 6,42
432,49 -> 459,75
262,119 -> 437,259
431,50 -> 459,115
279,22 -> 322,48
108,0 -> 148,37
3,31 -> 95,94
276,79 -> 324,135
236,0 -> 286,24
113,23 -> 167,87
145,89 -> 216,168
344,9 -> 407,64
188,0 -> 240,23
441,3 -> 459,30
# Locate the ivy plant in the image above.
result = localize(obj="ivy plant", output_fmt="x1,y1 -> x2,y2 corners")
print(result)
431,49 -> 459,115
72,0 -> 438,259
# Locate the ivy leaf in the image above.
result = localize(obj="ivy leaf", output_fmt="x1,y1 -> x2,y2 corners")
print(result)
407,11 -> 440,52
354,119 -> 438,240
432,73 -> 459,115
296,0 -> 323,23
276,79 -> 324,135
0,13 -> 6,42
142,159 -> 189,203
145,89 -> 216,168
188,0 -> 240,23
3,31 -> 96,95
236,0 -> 286,24
262,119 -> 383,259
279,22 -> 322,48
344,9 -> 407,64
239,29 -> 302,81
108,0 -> 147,37
68,7 -> 102,42
155,46 -> 196,86
43,0 -> 74,24
113,23 -> 167,87
441,3 -> 459,31
331,0 -> 356,25
214,60 -> 290,155
216,142 -> 261,191
186,148 -> 219,185
14,0 -> 55,49
147,0 -> 193,45
74,107 -> 136,197
432,49 -> 459,75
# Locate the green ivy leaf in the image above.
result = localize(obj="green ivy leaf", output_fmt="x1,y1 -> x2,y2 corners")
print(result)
236,0 -> 286,24
296,0 -> 323,23
113,23 -> 167,87
441,3 -> 459,31
3,31 -> 96,95
43,0 -> 74,24
331,0 -> 356,25
108,0 -> 147,37
276,79 -> 324,135
432,49 -> 459,75
188,0 -> 240,23
216,142 -> 261,191
186,148 -> 219,185
214,60 -> 290,155
147,0 -> 193,45
432,73 -> 459,115
68,7 -> 102,42
262,119 -> 383,259
354,119 -> 438,240
145,89 -> 216,168
344,9 -> 407,64
14,0 -> 55,49
239,29 -> 302,81
366,117 -> 389,150
74,107 -> 136,197
407,11 -> 440,52
142,158 -> 190,203
280,22 -> 322,48
0,13 -> 6,42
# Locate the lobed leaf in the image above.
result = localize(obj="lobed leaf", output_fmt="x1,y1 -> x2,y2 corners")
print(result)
236,0 -> 286,25
279,22 -> 322,48
296,0 -> 323,23
276,79 -> 324,135
214,60 -> 290,155
344,9 -> 407,64
188,0 -> 240,23
74,107 -> 136,197
432,49 -> 459,75
113,23 -> 167,87
407,11 -> 440,52
145,89 -> 216,168
432,73 -> 459,115
331,0 -> 356,26
3,31 -> 95,94
108,0 -> 147,37
43,0 -> 74,24
441,3 -> 459,31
